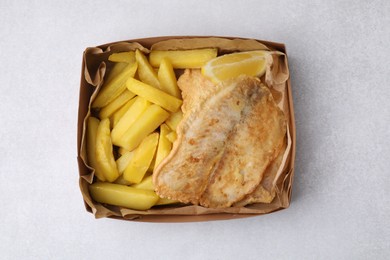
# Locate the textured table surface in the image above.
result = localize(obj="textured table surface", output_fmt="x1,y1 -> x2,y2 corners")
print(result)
1,1 -> 389,259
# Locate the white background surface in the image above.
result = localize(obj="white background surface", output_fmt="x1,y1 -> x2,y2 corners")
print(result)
1,0 -> 389,259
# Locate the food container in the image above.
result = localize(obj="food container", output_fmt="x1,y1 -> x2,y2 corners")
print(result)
77,36 -> 296,222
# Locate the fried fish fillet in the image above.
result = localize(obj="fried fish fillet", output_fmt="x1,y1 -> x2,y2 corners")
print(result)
234,138 -> 287,207
178,69 -> 217,114
153,70 -> 247,204
153,70 -> 286,207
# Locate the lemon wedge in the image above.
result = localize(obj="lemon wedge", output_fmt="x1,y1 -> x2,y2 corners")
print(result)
201,51 -> 268,83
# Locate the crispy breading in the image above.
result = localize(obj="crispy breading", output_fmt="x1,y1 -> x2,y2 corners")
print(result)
178,69 -> 217,114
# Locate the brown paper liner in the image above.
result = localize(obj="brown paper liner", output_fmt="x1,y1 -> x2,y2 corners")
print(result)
77,36 -> 296,222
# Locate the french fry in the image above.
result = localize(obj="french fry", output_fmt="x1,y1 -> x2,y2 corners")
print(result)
89,182 -> 159,210
99,89 -> 135,119
166,131 -> 177,143
155,124 -> 172,168
123,133 -> 159,184
148,152 -> 156,172
149,48 -> 218,68
126,78 -> 182,112
116,104 -> 170,151
165,110 -> 183,131
158,58 -> 181,98
114,175 -> 132,185
86,117 -> 105,181
115,151 -> 134,174
95,118 -> 119,182
135,49 -> 160,89
132,175 -> 154,190
108,51 -> 135,63
155,197 -> 178,206
110,97 -> 137,127
129,175 -> 179,205
105,62 -> 128,85
118,147 -> 129,156
92,61 -> 137,108
111,97 -> 151,146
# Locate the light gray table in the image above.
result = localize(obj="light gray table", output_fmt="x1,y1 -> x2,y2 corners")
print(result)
0,0 -> 389,259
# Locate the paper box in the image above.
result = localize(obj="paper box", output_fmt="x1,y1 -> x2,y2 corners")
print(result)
77,36 -> 296,222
